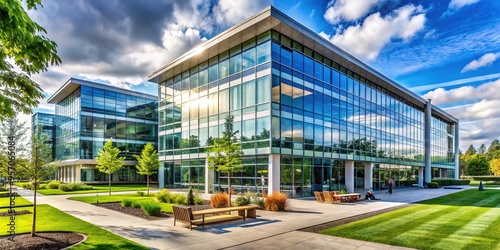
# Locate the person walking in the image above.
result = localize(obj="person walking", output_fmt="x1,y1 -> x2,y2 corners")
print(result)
387,178 -> 395,194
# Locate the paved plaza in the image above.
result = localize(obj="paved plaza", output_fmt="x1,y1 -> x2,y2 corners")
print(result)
19,187 -> 472,249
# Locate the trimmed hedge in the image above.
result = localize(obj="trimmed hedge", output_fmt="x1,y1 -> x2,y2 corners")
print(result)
59,182 -> 93,191
432,179 -> 470,186
427,182 -> 439,188
462,176 -> 500,185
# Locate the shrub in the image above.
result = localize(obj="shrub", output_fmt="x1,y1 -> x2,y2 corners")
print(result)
173,194 -> 187,205
234,195 -> 251,206
194,195 -> 204,205
265,192 -> 288,211
187,187 -> 195,205
59,182 -> 92,192
39,184 -> 47,189
22,183 -> 33,190
252,196 -> 265,210
122,198 -> 133,207
432,179 -> 470,186
156,189 -> 171,203
427,182 -> 439,188
131,200 -> 141,208
137,191 -> 145,196
47,180 -> 61,189
210,192 -> 229,208
141,201 -> 162,216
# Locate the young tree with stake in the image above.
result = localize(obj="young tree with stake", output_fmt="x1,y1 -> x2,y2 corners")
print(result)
95,138 -> 125,196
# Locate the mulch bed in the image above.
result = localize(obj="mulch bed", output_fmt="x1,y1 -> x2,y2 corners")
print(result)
95,202 -> 212,220
299,204 -> 412,233
0,210 -> 32,216
0,232 -> 84,250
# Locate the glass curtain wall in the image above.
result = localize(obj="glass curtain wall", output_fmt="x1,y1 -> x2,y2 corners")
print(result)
159,31 -> 273,190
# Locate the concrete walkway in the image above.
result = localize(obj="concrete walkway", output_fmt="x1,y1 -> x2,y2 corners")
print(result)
18,186 -> 473,250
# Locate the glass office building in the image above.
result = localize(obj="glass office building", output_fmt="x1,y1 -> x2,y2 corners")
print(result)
149,7 -> 459,197
47,78 -> 158,183
31,112 -> 56,160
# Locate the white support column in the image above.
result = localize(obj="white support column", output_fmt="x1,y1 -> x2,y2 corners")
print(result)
268,154 -> 280,194
75,165 -> 81,183
454,122 -> 460,179
205,159 -> 214,194
158,162 -> 164,189
345,161 -> 354,193
364,162 -> 373,189
425,99 -> 432,184
418,167 -> 424,187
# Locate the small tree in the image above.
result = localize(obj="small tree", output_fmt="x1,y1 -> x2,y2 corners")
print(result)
207,115 -> 243,207
133,142 -> 159,196
95,138 -> 125,195
187,187 -> 195,205
18,133 -> 57,237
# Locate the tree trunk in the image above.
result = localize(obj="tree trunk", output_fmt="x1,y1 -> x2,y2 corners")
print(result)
108,172 -> 111,196
228,172 -> 232,207
31,179 -> 37,237
147,175 -> 150,196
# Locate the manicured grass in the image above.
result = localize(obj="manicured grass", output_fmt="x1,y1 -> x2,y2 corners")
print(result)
18,183 -> 157,195
69,193 -> 175,213
0,196 -> 32,207
321,189 -> 500,250
0,204 -> 148,249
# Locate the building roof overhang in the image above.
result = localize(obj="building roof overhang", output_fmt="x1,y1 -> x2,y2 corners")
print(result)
148,6 -> 457,124
47,78 -> 157,104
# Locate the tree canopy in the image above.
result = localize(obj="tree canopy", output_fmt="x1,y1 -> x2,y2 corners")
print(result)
95,138 -> 125,195
0,0 -> 61,120
134,142 -> 159,196
207,115 -> 243,206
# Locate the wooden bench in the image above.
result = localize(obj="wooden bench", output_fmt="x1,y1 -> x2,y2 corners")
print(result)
333,193 -> 361,203
172,205 -> 258,230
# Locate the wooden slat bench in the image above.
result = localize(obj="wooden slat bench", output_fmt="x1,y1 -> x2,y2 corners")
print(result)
172,205 -> 259,230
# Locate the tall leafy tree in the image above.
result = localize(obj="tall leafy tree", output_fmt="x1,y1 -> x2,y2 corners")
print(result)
0,0 -> 61,120
134,143 -> 159,196
467,154 -> 490,176
490,159 -> 500,176
17,133 -> 57,236
95,138 -> 125,195
207,115 -> 243,207
487,139 -> 500,160
478,144 -> 487,155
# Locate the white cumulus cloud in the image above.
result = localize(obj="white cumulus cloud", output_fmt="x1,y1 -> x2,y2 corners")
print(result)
423,78 -> 500,105
322,4 -> 426,61
324,0 -> 383,24
461,52 -> 499,73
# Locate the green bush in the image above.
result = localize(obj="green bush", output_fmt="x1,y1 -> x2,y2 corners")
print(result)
252,196 -> 265,210
187,187 -> 195,205
131,200 -> 141,208
59,182 -> 93,192
122,198 -> 133,207
156,189 -> 171,203
427,182 -> 439,188
47,180 -> 61,189
22,183 -> 33,190
141,201 -> 162,216
194,195 -> 204,205
432,179 -> 470,186
234,195 -> 251,206
39,184 -> 47,189
174,194 -> 187,205
137,190 -> 145,196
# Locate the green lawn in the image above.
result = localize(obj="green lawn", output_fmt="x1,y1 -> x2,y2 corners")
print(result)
19,183 -> 157,195
321,189 -> 500,250
69,193 -> 175,213
0,200 -> 147,249
0,196 -> 32,207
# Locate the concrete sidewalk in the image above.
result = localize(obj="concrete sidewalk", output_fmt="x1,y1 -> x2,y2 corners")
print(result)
18,186 -> 472,249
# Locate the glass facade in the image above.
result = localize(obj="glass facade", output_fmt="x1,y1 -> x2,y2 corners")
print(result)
31,112 -> 56,160
155,14 -> 458,197
50,79 -> 158,183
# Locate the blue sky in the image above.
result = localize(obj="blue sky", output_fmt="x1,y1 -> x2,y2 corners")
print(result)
26,0 -> 500,150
